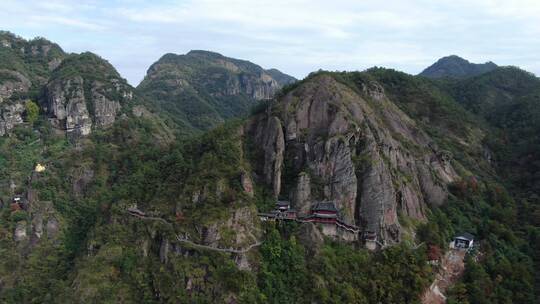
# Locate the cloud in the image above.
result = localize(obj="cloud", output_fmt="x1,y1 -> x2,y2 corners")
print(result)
28,16 -> 107,31
0,0 -> 538,84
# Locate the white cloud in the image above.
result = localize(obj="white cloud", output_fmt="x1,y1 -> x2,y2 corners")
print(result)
0,0 -> 538,84
28,15 -> 107,31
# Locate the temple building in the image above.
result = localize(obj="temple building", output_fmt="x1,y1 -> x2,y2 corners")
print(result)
303,201 -> 359,241
453,233 -> 474,250
258,201 -> 297,221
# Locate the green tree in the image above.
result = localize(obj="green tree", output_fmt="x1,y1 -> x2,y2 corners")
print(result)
24,100 -> 39,124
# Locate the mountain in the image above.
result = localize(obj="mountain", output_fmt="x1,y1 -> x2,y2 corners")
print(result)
0,31 -> 538,304
247,72 -> 464,244
419,55 -> 498,79
41,52 -> 152,141
0,31 -> 65,100
0,32 -> 66,135
137,50 -> 296,131
265,68 -> 297,85
445,66 -> 540,197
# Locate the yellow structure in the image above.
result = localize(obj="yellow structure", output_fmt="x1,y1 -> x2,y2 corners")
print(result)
35,163 -> 46,172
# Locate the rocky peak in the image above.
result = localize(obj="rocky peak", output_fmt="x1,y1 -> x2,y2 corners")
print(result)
142,50 -> 292,100
0,31 -> 66,125
420,55 -> 498,79
137,50 -> 296,131
248,73 -> 458,245
0,100 -> 26,136
43,52 -> 134,139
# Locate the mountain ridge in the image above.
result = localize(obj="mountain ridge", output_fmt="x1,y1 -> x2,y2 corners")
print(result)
419,55 -> 498,79
137,49 -> 296,131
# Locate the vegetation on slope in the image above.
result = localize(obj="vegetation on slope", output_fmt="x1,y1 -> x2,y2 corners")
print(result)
0,31 -> 65,99
136,50 -> 295,132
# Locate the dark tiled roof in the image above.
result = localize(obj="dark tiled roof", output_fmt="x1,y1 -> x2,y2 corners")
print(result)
276,200 -> 290,207
311,201 -> 338,212
455,232 -> 474,241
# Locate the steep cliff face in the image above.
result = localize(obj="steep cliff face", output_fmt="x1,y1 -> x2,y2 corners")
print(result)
46,76 -> 92,137
137,50 -> 296,131
0,100 -> 25,136
43,53 -> 134,138
0,32 -> 67,136
249,74 -> 458,244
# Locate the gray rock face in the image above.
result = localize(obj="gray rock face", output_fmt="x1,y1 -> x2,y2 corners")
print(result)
14,221 -> 27,242
0,70 -> 31,102
239,72 -> 280,100
44,76 -> 129,138
160,238 -> 170,263
292,172 -> 311,215
205,70 -> 280,100
249,75 -> 458,244
0,101 -> 25,136
45,76 -> 92,137
92,84 -> 121,128
249,115 -> 285,197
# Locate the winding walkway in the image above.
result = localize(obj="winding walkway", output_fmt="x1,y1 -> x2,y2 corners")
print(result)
175,236 -> 262,254
127,209 -> 262,254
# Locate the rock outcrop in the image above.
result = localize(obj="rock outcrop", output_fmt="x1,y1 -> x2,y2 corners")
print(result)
0,100 -> 25,136
248,115 -> 285,197
45,76 -> 92,137
42,53 -> 134,139
248,74 -> 458,245
14,221 -> 28,242
0,70 -> 31,102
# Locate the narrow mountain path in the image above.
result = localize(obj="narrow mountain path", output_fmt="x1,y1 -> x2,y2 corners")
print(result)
175,235 -> 262,254
421,244 -> 466,304
127,209 -> 262,254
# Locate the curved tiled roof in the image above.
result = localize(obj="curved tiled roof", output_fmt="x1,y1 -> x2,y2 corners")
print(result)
311,201 -> 338,212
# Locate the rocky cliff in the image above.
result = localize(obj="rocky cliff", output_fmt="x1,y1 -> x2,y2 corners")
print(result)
137,50 -> 296,131
0,31 -> 66,100
0,32 -> 66,136
43,53 -> 134,139
248,73 -> 458,245
0,100 -> 25,136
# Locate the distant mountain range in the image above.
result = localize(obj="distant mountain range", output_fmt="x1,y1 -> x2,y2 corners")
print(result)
419,55 -> 498,79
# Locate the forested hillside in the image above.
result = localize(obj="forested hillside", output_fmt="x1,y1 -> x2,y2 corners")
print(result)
137,50 -> 295,131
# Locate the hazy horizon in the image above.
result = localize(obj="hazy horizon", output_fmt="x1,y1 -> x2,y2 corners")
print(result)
2,0 -> 539,85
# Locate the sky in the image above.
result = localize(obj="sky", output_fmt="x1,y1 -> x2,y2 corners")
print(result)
1,0 -> 539,85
